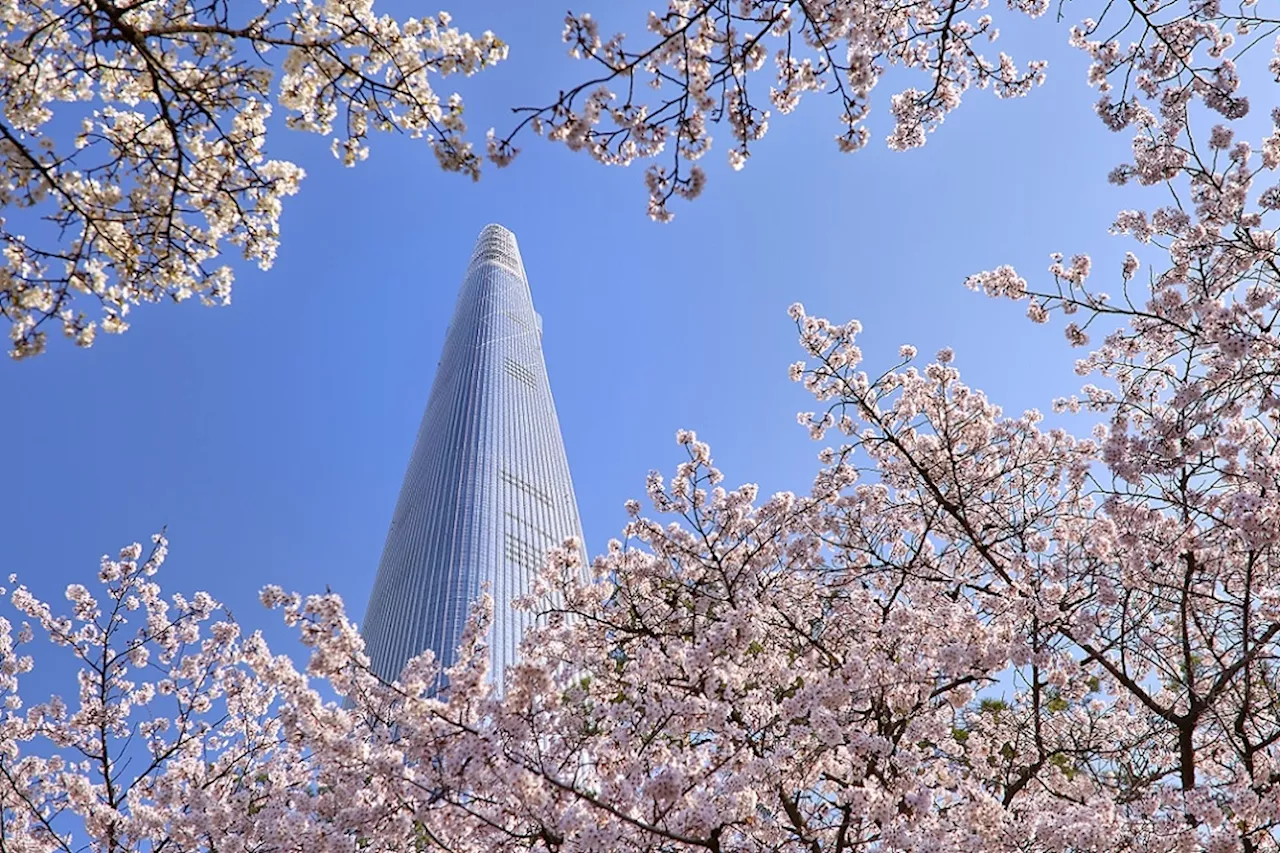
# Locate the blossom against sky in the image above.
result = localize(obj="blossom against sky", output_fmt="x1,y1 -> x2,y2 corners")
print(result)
2,0 -> 1142,664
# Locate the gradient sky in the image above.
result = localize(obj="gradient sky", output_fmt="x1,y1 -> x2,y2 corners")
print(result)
3,1 -> 1167,677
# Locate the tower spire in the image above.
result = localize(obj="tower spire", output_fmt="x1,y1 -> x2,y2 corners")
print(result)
360,225 -> 586,689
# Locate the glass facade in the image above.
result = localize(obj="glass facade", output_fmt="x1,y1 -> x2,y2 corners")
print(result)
360,224 -> 587,687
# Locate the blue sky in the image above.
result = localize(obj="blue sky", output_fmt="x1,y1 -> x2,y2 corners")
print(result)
2,2 -> 1150,672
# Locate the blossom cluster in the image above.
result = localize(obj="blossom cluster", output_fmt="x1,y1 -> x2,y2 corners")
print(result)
0,0 -> 506,358
490,0 -> 1049,221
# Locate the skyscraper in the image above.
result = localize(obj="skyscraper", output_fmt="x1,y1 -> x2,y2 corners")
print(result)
360,224 -> 587,687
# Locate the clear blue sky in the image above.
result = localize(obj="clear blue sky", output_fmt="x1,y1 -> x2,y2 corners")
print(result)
2,1 -> 1149,669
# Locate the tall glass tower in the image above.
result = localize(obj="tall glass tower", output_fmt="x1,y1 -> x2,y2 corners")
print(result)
360,224 -> 586,688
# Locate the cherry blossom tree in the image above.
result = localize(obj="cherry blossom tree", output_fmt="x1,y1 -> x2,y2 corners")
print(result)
0,0 -> 506,359
0,532 -> 458,853
377,316 -> 1273,851
490,0 -> 1051,223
